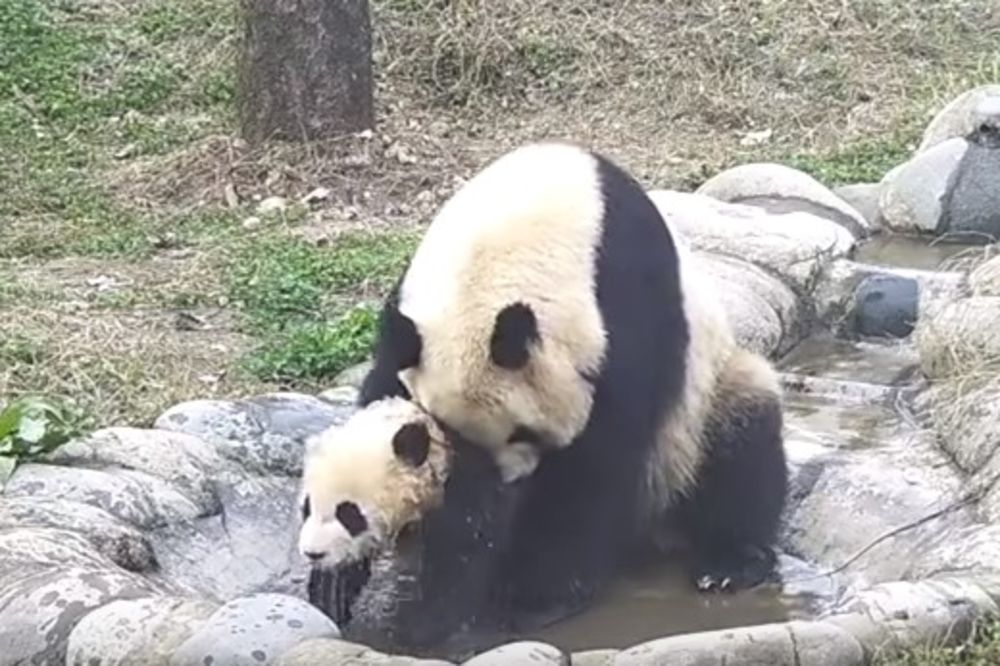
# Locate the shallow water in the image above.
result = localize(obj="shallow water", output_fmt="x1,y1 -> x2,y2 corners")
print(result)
516,555 -> 835,652
853,234 -> 980,270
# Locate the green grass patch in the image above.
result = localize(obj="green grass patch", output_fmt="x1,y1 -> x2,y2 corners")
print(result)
0,395 -> 91,486
243,306 -> 379,383
784,133 -> 917,187
877,618 -> 1000,665
226,231 -> 419,383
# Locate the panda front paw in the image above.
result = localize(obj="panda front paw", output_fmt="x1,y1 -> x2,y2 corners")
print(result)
692,546 -> 778,593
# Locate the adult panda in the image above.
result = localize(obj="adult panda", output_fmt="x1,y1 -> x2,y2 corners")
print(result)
354,141 -> 788,627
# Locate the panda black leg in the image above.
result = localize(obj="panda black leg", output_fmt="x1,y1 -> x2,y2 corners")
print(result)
497,417 -> 651,629
675,392 -> 788,593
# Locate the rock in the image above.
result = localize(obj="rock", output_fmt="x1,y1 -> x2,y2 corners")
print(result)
149,476 -> 309,601
823,578 -> 999,660
462,641 -> 568,666
257,196 -> 289,214
699,252 -> 801,357
695,162 -> 870,237
155,392 -> 353,476
969,255 -> 1000,295
612,620 -> 864,666
0,529 -> 167,665
938,130 -> 1000,240
880,138 -> 968,233
276,638 -> 453,665
812,260 -> 966,335
784,433 -> 970,586
48,426 -> 231,512
4,463 -> 206,529
170,593 -> 339,666
915,296 -> 1000,378
65,596 -> 218,665
648,190 -> 855,293
850,274 -> 919,338
334,359 -> 372,389
833,183 -> 883,228
571,649 -> 619,666
918,378 -> 1000,474
919,85 -> 1000,153
0,497 -> 156,572
318,385 -> 359,405
243,216 -> 263,230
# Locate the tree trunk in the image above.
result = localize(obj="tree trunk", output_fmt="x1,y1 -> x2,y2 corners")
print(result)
238,0 -> 374,143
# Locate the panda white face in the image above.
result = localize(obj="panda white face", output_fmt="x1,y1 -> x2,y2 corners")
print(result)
297,398 -> 451,569
397,300 -> 601,484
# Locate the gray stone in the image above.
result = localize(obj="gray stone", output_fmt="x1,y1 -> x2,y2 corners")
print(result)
334,360 -> 372,389
4,463 -> 206,529
700,253 -> 800,357
784,431 -> 970,586
65,596 -> 219,665
812,259 -> 966,335
915,296 -> 1000,378
149,476 -> 310,601
170,593 -> 340,666
880,138 -> 968,233
695,162 -> 870,237
919,378 -> 1000,474
969,255 -> 1000,295
319,385 -> 360,405
822,578 -> 999,660
0,497 -> 156,572
462,641 -> 568,666
612,620 -> 863,666
155,392 -> 353,476
648,189 -> 855,293
0,529 -> 167,665
851,274 -> 919,338
276,638 -> 454,665
49,426 -> 231,512
919,84 -> 1000,153
571,649 -> 619,666
833,183 -> 883,228
939,141 -> 1000,241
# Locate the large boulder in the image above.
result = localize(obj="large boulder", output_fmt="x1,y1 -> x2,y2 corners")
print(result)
648,189 -> 855,294
918,84 -> 1000,153
882,90 -> 1000,240
155,392 -> 353,476
694,162 -> 870,237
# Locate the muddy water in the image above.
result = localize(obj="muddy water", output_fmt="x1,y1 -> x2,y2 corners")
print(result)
854,234 -> 981,270
517,556 -> 834,652
506,331 -> 927,653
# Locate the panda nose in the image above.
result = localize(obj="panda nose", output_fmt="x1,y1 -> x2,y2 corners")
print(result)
304,550 -> 325,562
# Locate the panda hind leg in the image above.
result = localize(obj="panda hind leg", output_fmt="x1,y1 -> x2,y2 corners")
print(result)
675,389 -> 788,593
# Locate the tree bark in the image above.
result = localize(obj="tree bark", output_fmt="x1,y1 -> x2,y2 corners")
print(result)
238,0 -> 374,143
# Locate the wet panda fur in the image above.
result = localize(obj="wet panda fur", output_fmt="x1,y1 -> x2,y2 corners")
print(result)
355,141 -> 788,629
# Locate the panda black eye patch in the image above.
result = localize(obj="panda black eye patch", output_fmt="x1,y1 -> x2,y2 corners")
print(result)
301,496 -> 311,520
335,501 -> 368,537
490,302 -> 540,369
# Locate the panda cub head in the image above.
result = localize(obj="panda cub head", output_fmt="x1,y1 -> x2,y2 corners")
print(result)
297,397 -> 452,569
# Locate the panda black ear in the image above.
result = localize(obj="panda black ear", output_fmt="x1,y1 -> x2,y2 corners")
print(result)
393,422 -> 430,467
490,302 -> 539,369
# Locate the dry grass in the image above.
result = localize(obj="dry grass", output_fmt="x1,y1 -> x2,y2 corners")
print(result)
4,0 -> 1000,430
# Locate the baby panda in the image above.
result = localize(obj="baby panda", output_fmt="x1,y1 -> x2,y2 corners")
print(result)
354,139 -> 788,626
298,397 -> 519,640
